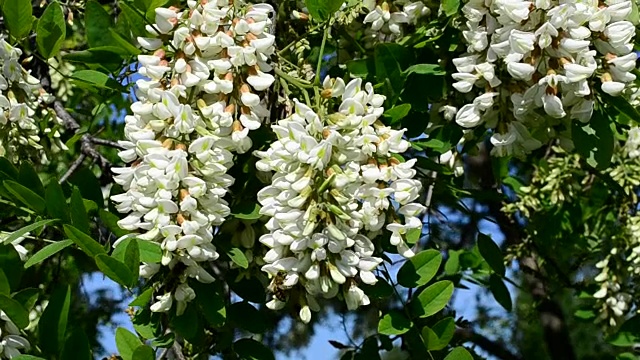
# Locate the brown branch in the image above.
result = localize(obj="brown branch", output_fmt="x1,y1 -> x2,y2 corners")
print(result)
455,327 -> 522,360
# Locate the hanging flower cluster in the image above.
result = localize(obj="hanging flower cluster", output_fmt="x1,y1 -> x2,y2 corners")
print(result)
363,0 -> 430,42
0,311 -> 30,358
452,0 -> 636,156
255,77 -> 425,322
0,40 -> 65,164
111,0 -> 275,315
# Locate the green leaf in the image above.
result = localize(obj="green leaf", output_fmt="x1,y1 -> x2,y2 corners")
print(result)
603,93 -> 640,124
12,288 -> 39,312
477,233 -> 505,276
4,180 -> 46,213
361,278 -> 393,299
119,2 -> 146,37
442,0 -> 460,16
71,70 -> 122,90
445,250 -> 460,275
0,294 -> 29,328
171,303 -> 200,340
444,347 -> 473,360
132,345 -> 155,360
192,282 -> 226,328
138,240 -> 162,263
423,317 -> 456,350
19,162 -> 44,197
232,202 -> 262,220
377,310 -> 412,335
0,269 -> 9,295
99,209 -> 128,237
411,280 -> 454,318
129,287 -> 153,307
68,167 -> 104,206
39,286 -> 71,355
228,302 -> 267,334
0,245 -> 22,290
572,110 -> 613,170
133,0 -> 167,15
151,332 -> 175,348
397,249 -> 442,288
228,248 -> 249,269
70,187 -> 91,234
384,104 -> 412,125
234,338 -> 276,360
489,274 -> 512,311
60,328 -> 92,360
36,1 -> 66,58
2,219 -> 57,245
2,0 -> 33,40
608,315 -> 640,346
228,271 -> 266,303
0,157 -> 18,179
46,181 -> 70,223
64,224 -> 106,257
85,0 -> 115,48
304,0 -> 343,21
12,356 -> 47,360
116,327 -> 143,360
375,43 -> 413,97
629,0 -> 639,25
24,239 -> 73,269
95,254 -> 134,287
108,28 -> 141,55
124,238 -> 140,286
404,64 -> 446,77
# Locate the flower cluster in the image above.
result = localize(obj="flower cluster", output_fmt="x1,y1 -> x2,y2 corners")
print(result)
0,311 -> 30,358
452,0 -> 636,156
0,40 -> 65,164
255,77 -> 425,322
363,0 -> 430,42
111,0 -> 275,315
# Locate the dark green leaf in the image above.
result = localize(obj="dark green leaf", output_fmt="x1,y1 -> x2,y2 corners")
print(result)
0,269 -> 9,295
119,2 -> 146,37
228,248 -> 248,269
39,286 -> 71,355
70,187 -> 91,234
603,93 -> 640,124
572,110 -> 613,170
0,294 -> 28,328
192,282 -> 226,327
132,345 -> 155,360
19,162 -> 44,197
304,0 -> 343,21
362,278 -> 393,299
133,0 -> 167,15
228,302 -> 267,334
2,219 -> 57,245
95,254 -> 133,287
99,209 -> 128,237
228,272 -> 265,303
2,0 -> 33,40
24,239 -> 73,269
234,338 -> 275,360
609,315 -> 640,346
64,48 -> 124,72
375,43 -> 413,97
60,328 -> 92,360
46,181 -> 70,223
64,224 -> 106,257
377,310 -> 412,335
397,249 -> 442,288
411,280 -> 454,318
171,303 -> 200,340
36,1 -> 66,58
68,167 -> 104,206
444,347 -> 473,360
116,327 -> 143,360
444,250 -> 460,275
124,238 -> 140,286
477,233 -> 505,276
489,274 -> 512,311
0,158 -> 18,179
151,332 -> 175,348
0,245 -> 22,290
12,288 -> 39,312
85,0 -> 115,48
4,180 -> 46,213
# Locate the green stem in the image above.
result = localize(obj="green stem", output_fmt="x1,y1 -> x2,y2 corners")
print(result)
274,68 -> 312,107
277,24 -> 324,56
314,26 -> 330,86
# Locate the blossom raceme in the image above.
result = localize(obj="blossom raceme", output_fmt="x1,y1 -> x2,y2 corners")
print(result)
0,39 -> 66,164
255,77 -> 425,322
362,0 -> 430,43
451,0 -> 637,157
0,311 -> 30,358
111,0 -> 275,315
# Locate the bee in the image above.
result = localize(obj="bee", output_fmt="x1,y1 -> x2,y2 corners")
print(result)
268,273 -> 289,302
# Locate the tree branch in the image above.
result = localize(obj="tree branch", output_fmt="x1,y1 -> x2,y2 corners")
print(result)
455,327 -> 522,360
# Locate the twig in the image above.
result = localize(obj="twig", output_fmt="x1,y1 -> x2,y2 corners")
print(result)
455,327 -> 522,360
171,341 -> 187,360
89,136 -> 126,150
59,153 -> 86,184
